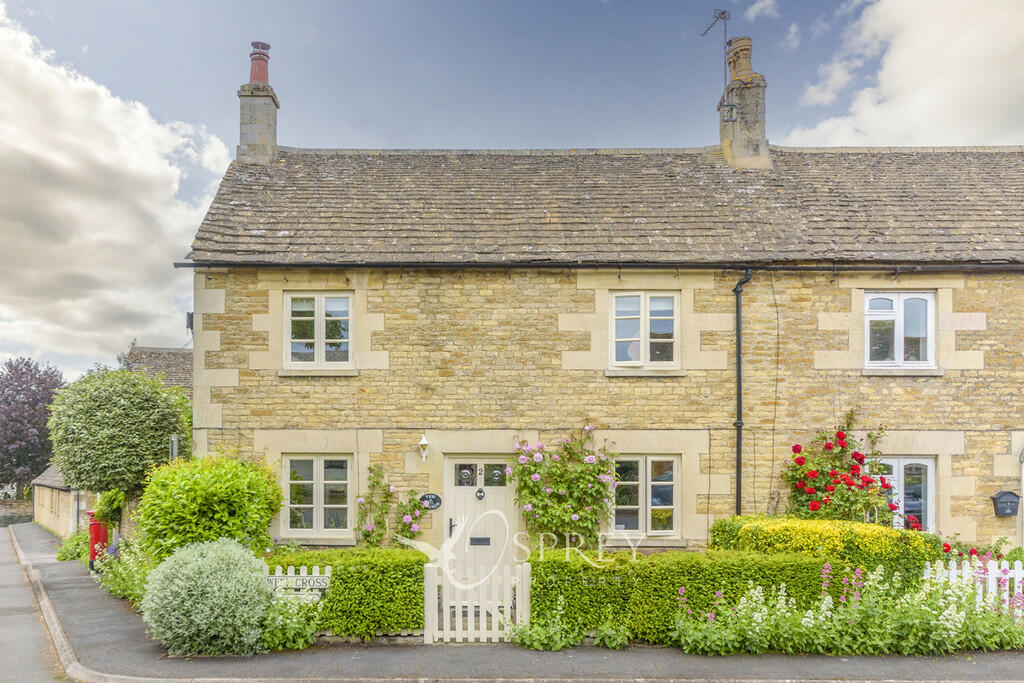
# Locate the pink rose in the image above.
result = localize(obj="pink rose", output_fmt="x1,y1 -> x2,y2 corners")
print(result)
531,473 -> 541,482
505,466 -> 513,475
533,453 -> 543,462
524,503 -> 533,511
552,454 -> 560,462
410,523 -> 419,532
402,514 -> 412,523
571,513 -> 579,521
584,455 -> 596,464
518,454 -> 528,464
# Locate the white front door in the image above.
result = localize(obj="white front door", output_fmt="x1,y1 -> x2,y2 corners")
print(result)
444,457 -> 520,579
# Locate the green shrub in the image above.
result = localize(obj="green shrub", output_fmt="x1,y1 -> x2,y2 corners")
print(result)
48,368 -> 190,495
1005,547 -> 1024,565
529,549 -> 828,645
262,598 -> 320,651
710,515 -> 943,580
136,457 -> 282,560
267,547 -> 427,640
56,529 -> 89,562
93,536 -> 157,606
141,539 -> 273,656
93,489 -> 127,526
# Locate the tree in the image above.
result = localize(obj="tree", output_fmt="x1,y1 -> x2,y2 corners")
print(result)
0,357 -> 65,498
48,368 -> 190,495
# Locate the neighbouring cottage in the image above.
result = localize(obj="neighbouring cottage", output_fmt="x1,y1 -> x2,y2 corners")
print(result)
182,39 -> 1024,563
32,345 -> 192,537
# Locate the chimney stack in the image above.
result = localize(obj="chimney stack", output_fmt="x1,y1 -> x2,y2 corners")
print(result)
717,37 -> 771,169
237,41 -> 279,164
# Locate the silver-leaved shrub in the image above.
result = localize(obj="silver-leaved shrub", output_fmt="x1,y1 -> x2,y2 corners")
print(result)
141,538 -> 273,656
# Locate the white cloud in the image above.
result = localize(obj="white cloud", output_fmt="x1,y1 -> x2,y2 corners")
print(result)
785,0 -> 1024,146
745,0 -> 778,22
0,2 -> 228,374
782,22 -> 801,50
809,16 -> 831,37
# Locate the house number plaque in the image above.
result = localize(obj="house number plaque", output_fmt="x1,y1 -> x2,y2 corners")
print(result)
419,493 -> 442,510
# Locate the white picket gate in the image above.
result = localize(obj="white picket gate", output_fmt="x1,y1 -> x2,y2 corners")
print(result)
923,559 -> 1024,615
423,563 -> 530,643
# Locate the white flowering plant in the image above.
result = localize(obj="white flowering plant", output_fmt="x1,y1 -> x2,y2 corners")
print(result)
509,426 -> 617,548
261,597 -> 321,651
669,561 -> 1024,655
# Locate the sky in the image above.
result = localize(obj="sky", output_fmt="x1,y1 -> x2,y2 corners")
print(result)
1,0 -> 1023,379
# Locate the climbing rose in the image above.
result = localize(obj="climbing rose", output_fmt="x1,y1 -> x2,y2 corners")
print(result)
410,523 -> 419,532
824,442 -> 834,450
402,514 -> 412,523
805,487 -> 816,495
850,464 -> 861,475
533,453 -> 543,462
389,485 -> 396,493
584,455 -> 596,464
807,470 -> 819,479
571,513 -> 579,521
837,440 -> 848,449
792,444 -> 802,454
523,503 -> 533,512
829,470 -> 838,477
505,466 -> 513,475
530,473 -> 541,482
943,543 -> 952,553
852,451 -> 865,464
518,455 -> 529,464
795,480 -> 806,490
794,456 -> 806,466
969,548 -> 978,556
888,503 -> 899,511
808,501 -> 821,511
835,431 -> 846,440
825,485 -> 835,492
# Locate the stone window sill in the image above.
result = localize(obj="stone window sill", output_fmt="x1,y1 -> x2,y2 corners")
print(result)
605,368 -> 686,378
861,367 -> 943,377
603,536 -> 687,550
278,368 -> 360,377
276,535 -> 357,547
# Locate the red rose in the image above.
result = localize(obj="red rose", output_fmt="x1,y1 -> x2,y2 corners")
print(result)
807,470 -> 819,479
969,548 -> 978,556
823,496 -> 831,504
837,440 -> 848,449
824,442 -> 834,450
792,444 -> 802,454
805,487 -> 816,495
794,456 -> 806,466
881,482 -> 892,490
829,470 -> 838,477
795,481 -> 806,489
888,503 -> 899,511
861,475 -> 874,485
998,554 -> 1004,560
943,543 -> 951,553
835,430 -> 846,440
850,464 -> 861,475
958,551 -> 964,557
826,485 -> 835,492
808,500 -> 821,511
911,523 -> 921,531
852,452 -> 865,464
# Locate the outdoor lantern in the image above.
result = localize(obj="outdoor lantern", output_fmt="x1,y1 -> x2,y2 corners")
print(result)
990,490 -> 1020,517
418,434 -> 430,462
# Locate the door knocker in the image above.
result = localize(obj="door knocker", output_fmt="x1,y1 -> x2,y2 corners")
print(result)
475,487 -> 485,500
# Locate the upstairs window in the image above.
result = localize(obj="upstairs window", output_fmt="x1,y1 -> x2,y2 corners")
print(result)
610,292 -> 679,369
864,292 -> 935,368
285,293 -> 352,368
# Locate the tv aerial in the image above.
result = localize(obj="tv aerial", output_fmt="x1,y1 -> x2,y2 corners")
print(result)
701,9 -> 731,89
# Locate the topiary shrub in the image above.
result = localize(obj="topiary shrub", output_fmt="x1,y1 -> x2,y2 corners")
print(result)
136,457 -> 282,560
710,515 -> 943,580
48,368 -> 190,495
141,538 -> 272,655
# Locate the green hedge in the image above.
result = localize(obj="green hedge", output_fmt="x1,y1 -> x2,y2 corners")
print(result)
530,550 -> 828,644
265,548 -> 427,640
710,515 -> 943,580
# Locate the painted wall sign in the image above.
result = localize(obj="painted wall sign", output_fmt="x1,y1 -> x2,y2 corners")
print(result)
420,493 -> 442,510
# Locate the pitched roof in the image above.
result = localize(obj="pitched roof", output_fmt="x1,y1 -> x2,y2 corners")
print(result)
32,464 -> 69,491
187,145 -> 1024,267
121,346 -> 192,397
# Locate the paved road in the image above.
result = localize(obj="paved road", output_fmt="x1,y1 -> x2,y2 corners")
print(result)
1,528 -> 65,682
11,521 -> 1024,682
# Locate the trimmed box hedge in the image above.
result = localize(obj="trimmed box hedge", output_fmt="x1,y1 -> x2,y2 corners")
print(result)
710,515 -> 943,580
530,549 -> 829,644
265,547 -> 427,640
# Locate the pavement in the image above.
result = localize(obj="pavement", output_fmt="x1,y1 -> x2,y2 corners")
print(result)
9,521 -> 1024,683
1,523 -> 65,681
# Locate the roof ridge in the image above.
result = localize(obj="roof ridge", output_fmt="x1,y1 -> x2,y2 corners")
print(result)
275,145 -> 720,156
770,144 -> 1024,153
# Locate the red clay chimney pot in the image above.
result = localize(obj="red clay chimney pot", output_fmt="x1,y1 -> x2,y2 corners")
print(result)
249,41 -> 271,84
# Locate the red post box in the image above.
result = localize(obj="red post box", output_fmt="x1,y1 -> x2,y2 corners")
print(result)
87,510 -> 108,570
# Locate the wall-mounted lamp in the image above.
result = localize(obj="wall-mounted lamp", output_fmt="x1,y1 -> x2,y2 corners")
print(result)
418,434 -> 430,462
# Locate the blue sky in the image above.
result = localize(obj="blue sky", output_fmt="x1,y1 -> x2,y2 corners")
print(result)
1,0 -> 1022,378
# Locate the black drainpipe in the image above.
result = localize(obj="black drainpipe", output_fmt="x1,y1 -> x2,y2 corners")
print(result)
733,268 -> 753,516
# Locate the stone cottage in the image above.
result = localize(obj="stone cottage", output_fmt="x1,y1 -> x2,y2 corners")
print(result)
182,39 -> 1024,564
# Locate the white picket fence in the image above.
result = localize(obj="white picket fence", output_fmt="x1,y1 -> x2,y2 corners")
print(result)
923,559 -> 1024,613
423,563 -> 530,643
263,565 -> 332,602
